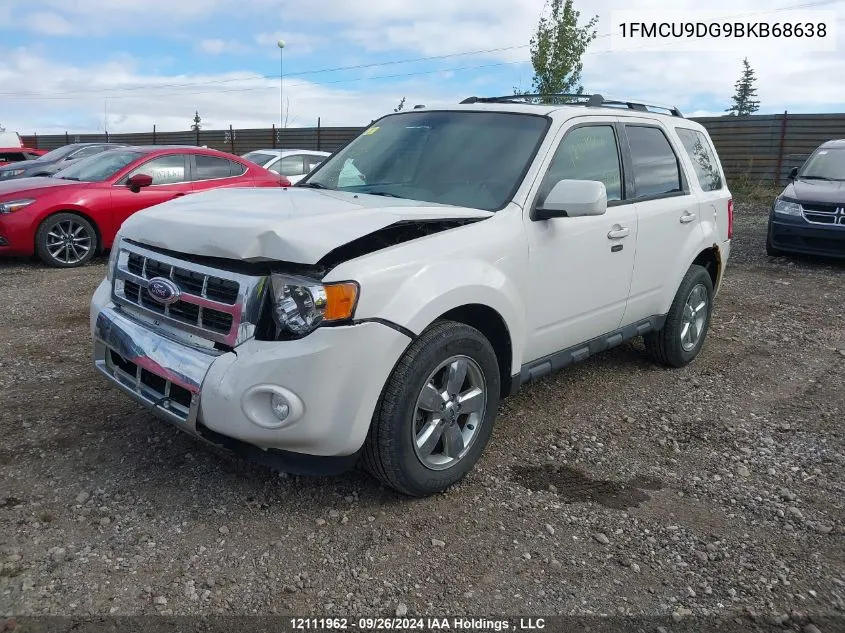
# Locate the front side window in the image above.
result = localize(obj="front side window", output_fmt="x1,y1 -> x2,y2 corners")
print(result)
625,125 -> 683,198
800,147 -> 845,181
675,128 -> 722,191
54,150 -> 144,182
303,111 -> 550,211
123,154 -> 187,185
537,125 -> 623,203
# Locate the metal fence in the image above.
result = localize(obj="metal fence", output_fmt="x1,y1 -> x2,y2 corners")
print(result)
20,112 -> 845,186
692,112 -> 845,185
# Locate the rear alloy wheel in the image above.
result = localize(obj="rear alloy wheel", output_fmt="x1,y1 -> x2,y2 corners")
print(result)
644,264 -> 714,368
363,319 -> 501,496
35,212 -> 98,268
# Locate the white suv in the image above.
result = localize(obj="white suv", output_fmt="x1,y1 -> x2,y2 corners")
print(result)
90,94 -> 732,496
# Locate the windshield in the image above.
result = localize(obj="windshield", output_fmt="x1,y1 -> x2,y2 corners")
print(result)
35,145 -> 82,162
799,147 -> 845,181
53,150 -> 143,182
242,151 -> 277,167
302,111 -> 550,211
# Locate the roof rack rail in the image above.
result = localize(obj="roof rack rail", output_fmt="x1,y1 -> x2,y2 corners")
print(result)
459,93 -> 684,118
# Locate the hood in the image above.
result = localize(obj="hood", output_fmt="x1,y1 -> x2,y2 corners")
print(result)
782,178 -> 845,205
120,187 -> 493,264
0,176 -> 84,197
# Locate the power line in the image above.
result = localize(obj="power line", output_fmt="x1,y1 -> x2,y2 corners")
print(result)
0,0 -> 839,99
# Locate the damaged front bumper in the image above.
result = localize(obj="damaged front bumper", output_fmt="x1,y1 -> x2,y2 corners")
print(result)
90,280 -> 411,473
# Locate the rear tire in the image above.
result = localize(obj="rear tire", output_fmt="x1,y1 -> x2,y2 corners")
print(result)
362,319 -> 501,497
35,212 -> 98,268
644,264 -> 714,368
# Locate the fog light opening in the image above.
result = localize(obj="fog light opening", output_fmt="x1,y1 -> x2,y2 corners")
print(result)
271,393 -> 291,421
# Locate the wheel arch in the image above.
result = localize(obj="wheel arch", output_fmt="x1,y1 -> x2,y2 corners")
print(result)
691,245 -> 721,292
435,303 -> 515,398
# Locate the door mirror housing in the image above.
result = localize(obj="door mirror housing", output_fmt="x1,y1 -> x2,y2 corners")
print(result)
789,166 -> 799,180
532,179 -> 608,220
126,173 -> 153,192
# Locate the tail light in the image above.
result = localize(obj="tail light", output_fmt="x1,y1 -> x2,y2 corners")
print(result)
727,198 -> 734,240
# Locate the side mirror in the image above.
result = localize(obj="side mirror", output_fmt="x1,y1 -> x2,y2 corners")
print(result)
532,179 -> 608,221
789,166 -> 799,180
127,173 -> 153,192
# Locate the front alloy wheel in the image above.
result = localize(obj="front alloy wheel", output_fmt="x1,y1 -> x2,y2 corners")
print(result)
363,319 -> 501,496
35,212 -> 98,268
413,355 -> 487,471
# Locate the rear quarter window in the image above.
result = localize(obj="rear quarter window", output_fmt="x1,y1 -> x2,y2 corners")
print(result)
674,127 -> 723,191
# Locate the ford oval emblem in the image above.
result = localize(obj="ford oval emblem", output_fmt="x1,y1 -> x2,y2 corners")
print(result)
147,277 -> 181,306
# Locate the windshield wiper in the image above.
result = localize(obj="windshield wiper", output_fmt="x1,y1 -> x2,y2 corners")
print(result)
800,175 -> 834,181
296,181 -> 330,189
366,191 -> 406,199
59,176 -> 80,181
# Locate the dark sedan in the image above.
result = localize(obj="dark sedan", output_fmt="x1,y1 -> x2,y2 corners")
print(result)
0,142 -> 127,180
767,139 -> 845,259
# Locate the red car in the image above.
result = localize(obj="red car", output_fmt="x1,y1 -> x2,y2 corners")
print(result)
0,145 -> 290,267
0,147 -> 47,166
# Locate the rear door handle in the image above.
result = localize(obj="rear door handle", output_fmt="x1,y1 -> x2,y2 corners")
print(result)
607,226 -> 630,240
680,211 -> 696,224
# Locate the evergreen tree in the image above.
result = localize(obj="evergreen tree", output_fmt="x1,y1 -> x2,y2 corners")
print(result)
190,111 -> 202,131
725,58 -> 760,116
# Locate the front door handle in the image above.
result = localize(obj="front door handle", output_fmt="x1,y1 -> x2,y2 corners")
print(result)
607,225 -> 630,240
680,211 -> 696,224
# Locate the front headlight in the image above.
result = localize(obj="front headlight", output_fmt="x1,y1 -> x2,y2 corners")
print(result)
774,198 -> 802,216
0,169 -> 25,179
269,274 -> 359,338
0,199 -> 35,214
106,238 -> 121,282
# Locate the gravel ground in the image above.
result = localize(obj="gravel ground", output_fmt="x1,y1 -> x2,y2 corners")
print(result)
1,200 -> 843,627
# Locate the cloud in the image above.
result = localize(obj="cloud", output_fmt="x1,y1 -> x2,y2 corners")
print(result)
22,11 -> 75,36
197,39 -> 251,55
0,50 -> 456,133
0,0 -> 843,135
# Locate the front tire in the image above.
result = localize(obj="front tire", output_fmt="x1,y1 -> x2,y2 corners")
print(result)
35,212 -> 98,268
644,264 -> 714,368
766,234 -> 784,257
363,319 -> 501,497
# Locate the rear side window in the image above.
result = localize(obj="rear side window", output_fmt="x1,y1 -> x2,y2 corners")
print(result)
675,128 -> 723,191
194,155 -> 246,180
625,125 -> 683,198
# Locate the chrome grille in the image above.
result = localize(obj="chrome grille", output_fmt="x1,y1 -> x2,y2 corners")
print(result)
111,240 -> 267,347
802,203 -> 845,226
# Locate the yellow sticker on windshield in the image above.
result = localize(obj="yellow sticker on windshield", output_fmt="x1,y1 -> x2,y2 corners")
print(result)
363,126 -> 379,135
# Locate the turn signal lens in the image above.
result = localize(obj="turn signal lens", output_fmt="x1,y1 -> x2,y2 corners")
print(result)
324,282 -> 359,321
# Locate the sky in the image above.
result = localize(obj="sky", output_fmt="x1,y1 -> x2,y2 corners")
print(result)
0,0 -> 843,134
